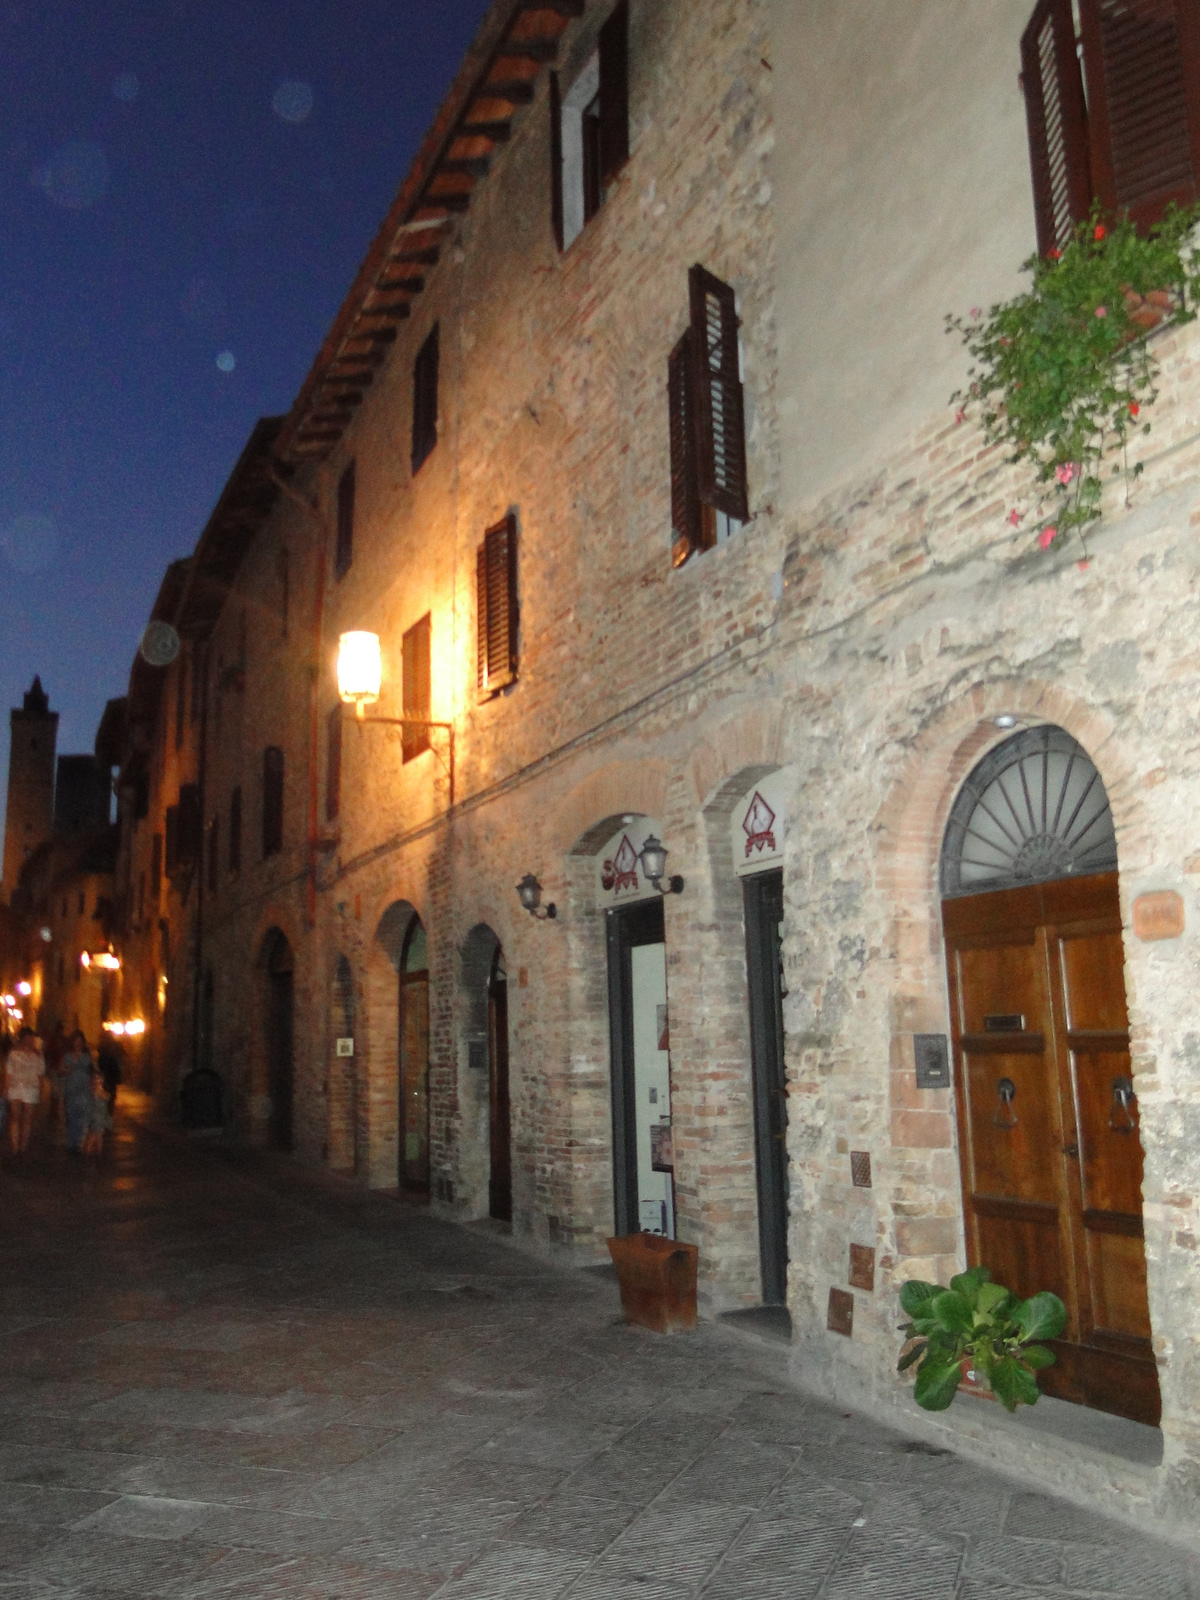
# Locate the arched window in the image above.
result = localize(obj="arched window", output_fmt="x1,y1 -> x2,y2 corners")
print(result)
941,725 -> 1117,897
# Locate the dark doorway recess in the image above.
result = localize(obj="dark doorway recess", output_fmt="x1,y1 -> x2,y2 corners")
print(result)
399,917 -> 430,1194
488,948 -> 512,1222
744,869 -> 789,1306
607,896 -> 668,1239
265,931 -> 294,1152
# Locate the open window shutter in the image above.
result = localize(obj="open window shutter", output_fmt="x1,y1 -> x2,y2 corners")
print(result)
1021,0 -> 1092,254
402,614 -> 431,763
476,544 -> 489,693
550,70 -> 565,251
687,265 -> 749,522
336,462 -> 355,577
1079,0 -> 1200,231
668,331 -> 701,567
599,0 -> 630,185
478,517 -> 518,697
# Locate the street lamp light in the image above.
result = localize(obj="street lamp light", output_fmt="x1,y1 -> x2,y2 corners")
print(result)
337,631 -> 382,718
638,835 -> 684,896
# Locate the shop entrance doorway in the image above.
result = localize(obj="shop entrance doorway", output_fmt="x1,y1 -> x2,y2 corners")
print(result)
264,931 -> 294,1152
488,948 -> 512,1222
941,727 -> 1159,1425
744,869 -> 788,1305
607,897 -> 674,1238
399,917 -> 430,1194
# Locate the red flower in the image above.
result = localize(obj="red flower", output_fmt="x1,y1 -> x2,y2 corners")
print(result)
1049,248 -> 1062,260
1129,402 -> 1140,418
1094,224 -> 1106,241
1038,526 -> 1058,550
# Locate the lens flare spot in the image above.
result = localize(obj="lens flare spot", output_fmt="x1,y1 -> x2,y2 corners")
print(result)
33,141 -> 109,209
272,80 -> 313,123
216,350 -> 236,373
112,72 -> 139,101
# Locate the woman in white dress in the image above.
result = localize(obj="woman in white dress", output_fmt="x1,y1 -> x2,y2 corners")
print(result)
5,1027 -> 44,1153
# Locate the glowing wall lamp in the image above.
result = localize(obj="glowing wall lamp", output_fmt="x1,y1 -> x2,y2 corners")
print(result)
16,982 -> 31,997
82,950 -> 121,972
336,629 -> 455,802
516,873 -> 557,920
337,631 -> 383,718
639,835 -> 684,896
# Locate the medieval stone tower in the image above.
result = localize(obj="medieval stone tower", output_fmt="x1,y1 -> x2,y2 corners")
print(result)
1,677 -> 58,904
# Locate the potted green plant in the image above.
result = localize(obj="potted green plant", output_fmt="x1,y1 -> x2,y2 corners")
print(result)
897,1265 -> 1066,1413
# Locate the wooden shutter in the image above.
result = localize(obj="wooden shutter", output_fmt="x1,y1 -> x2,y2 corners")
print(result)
599,0 -> 630,184
336,462 -> 355,578
668,330 -> 702,567
402,613 -> 432,763
412,324 -> 440,474
326,705 -> 342,821
550,70 -> 564,251
263,747 -> 284,858
164,812 -> 178,880
229,786 -> 242,875
688,265 -> 749,522
1022,0 -> 1092,254
178,784 -> 201,866
477,516 -> 518,698
1079,0 -> 1200,230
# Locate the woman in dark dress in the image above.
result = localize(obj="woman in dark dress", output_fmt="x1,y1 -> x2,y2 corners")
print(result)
61,1031 -> 93,1153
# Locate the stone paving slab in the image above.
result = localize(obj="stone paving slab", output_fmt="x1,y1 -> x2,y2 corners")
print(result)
0,1101 -> 1196,1600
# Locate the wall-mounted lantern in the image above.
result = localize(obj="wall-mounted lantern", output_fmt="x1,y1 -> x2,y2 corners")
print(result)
516,873 -> 557,920
335,629 -> 455,802
639,835 -> 684,896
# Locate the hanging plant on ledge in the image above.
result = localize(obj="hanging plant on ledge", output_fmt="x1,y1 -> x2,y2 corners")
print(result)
947,204 -> 1200,556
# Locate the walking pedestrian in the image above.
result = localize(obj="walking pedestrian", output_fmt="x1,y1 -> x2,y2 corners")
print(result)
97,1039 -> 122,1110
43,1022 -> 66,1130
80,1065 -> 112,1157
5,1028 -> 44,1153
60,1031 -> 93,1154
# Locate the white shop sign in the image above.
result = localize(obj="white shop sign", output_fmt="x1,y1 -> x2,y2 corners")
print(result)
731,771 -> 787,877
595,817 -> 667,909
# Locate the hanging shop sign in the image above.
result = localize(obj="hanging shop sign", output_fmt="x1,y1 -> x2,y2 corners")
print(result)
731,771 -> 787,877
596,817 -> 665,908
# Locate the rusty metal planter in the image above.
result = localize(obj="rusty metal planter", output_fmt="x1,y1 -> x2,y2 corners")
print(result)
607,1233 -> 698,1334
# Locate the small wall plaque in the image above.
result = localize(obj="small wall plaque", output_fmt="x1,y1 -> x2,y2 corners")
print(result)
850,1151 -> 872,1188
827,1287 -> 854,1337
913,1033 -> 950,1088
1132,891 -> 1185,943
335,1037 -> 354,1058
849,1243 -> 876,1292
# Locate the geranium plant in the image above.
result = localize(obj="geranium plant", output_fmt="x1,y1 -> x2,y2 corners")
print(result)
948,204 -> 1200,554
898,1265 -> 1066,1413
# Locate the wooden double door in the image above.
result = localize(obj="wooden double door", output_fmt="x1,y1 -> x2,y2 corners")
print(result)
943,871 -> 1160,1425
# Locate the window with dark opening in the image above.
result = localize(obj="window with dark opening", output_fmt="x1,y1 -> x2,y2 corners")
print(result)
326,704 -> 342,822
262,748 -> 284,858
477,517 -> 518,700
151,832 -> 163,901
336,462 -> 355,578
668,265 -> 749,567
229,786 -> 242,875
412,324 -> 440,475
551,0 -> 629,250
1021,0 -> 1200,255
402,613 -> 432,763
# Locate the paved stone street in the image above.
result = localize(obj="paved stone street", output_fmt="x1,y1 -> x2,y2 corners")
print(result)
0,1099 -> 1194,1600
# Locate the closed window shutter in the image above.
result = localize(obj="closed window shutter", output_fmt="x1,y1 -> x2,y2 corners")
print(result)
229,786 -> 242,875
164,808 -> 179,879
688,265 -> 749,523
402,613 -> 432,763
477,516 -> 518,697
336,462 -> 355,578
326,704 -> 342,821
599,0 -> 630,184
668,330 -> 701,567
151,832 -> 163,900
179,784 -> 201,865
476,543 -> 489,694
263,746 -> 284,858
412,325 -> 440,475
1021,0 -> 1092,254
1079,0 -> 1200,230
550,70 -> 565,251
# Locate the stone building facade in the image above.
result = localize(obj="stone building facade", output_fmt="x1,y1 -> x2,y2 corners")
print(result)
108,0 -> 1200,1540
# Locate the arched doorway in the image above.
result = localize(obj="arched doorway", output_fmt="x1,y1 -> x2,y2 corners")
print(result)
263,929 -> 294,1152
941,725 -> 1160,1424
399,916 -> 430,1194
462,924 -> 512,1223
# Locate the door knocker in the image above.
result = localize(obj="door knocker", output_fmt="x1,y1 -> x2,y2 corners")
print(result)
1109,1075 -> 1136,1134
993,1077 -> 1018,1129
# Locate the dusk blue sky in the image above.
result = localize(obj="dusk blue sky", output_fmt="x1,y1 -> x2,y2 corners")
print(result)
0,0 -> 492,839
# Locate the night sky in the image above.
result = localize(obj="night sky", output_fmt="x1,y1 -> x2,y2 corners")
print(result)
0,0 -> 492,837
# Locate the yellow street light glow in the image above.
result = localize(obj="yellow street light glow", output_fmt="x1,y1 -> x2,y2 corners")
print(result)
337,631 -> 382,717
1,994 -> 14,1006
86,951 -> 121,972
16,982 -> 31,996
125,1019 -> 146,1036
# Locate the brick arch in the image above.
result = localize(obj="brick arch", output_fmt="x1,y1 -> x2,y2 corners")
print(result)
687,701 -> 786,813
873,678 -> 1149,930
366,887 -> 429,958
553,760 -> 671,858
250,910 -> 302,971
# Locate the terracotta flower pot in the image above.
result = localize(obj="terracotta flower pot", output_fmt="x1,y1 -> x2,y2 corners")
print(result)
607,1232 -> 698,1334
958,1357 -> 996,1402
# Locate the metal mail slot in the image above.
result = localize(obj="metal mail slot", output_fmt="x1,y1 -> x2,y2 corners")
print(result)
984,1014 -> 1025,1033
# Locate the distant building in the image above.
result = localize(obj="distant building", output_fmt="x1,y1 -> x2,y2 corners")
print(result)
1,678 -> 58,903
53,755 -> 111,838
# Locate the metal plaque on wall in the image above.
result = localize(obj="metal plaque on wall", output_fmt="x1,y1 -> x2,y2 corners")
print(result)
827,1287 -> 854,1337
913,1033 -> 950,1090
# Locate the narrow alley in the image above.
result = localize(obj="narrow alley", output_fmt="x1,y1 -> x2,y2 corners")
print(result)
0,1105 -> 1192,1600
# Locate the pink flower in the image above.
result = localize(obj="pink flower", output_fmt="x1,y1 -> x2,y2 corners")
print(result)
1095,305 -> 1108,318
1038,525 -> 1058,550
1054,463 -> 1077,486
1076,559 -> 1090,572
1008,508 -> 1020,526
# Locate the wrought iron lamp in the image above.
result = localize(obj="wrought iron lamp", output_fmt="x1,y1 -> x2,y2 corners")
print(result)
639,835 -> 684,896
516,873 -> 557,920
